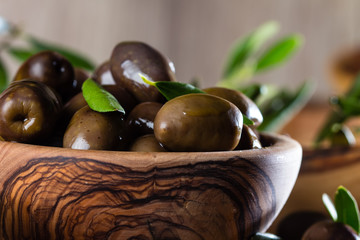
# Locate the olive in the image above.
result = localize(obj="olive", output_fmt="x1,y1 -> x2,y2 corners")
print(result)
71,68 -> 89,95
236,124 -> 262,150
302,220 -> 360,240
0,79 -> 62,143
61,92 -> 87,124
276,211 -> 330,240
203,87 -> 263,127
92,61 -> 138,113
110,41 -> 176,102
13,50 -> 75,101
130,134 -> 166,152
154,93 -> 243,152
63,106 -> 126,150
92,60 -> 117,85
125,102 -> 163,140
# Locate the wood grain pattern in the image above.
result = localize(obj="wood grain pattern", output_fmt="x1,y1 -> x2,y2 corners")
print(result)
0,133 -> 301,240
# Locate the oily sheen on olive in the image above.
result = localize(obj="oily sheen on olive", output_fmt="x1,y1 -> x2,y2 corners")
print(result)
63,106 -> 126,150
110,41 -> 176,103
154,93 -> 243,152
203,87 -> 263,127
0,79 -> 62,143
13,50 -> 75,101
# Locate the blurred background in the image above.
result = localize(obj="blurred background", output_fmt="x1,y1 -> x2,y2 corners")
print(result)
2,0 -> 360,146
2,0 -> 360,102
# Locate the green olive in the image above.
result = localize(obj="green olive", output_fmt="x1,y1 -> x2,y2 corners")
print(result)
154,93 -> 243,152
203,87 -> 263,127
110,41 -> 176,102
63,106 -> 126,150
0,79 -> 62,143
130,134 -> 166,152
13,50 -> 75,101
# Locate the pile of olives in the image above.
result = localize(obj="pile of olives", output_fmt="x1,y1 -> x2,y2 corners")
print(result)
0,41 -> 264,152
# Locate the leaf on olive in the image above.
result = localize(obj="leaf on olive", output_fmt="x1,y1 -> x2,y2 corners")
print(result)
82,78 -> 125,114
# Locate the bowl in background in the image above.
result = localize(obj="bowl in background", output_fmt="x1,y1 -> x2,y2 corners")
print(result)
0,133 -> 301,240
271,146 -> 360,239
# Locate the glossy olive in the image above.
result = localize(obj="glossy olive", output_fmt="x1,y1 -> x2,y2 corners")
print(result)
154,93 -> 243,152
203,87 -> 263,127
13,50 -> 75,101
92,61 -> 138,113
302,220 -> 360,240
71,68 -> 89,95
130,134 -> 166,152
61,92 -> 87,124
63,106 -> 126,150
110,41 -> 176,102
0,79 -> 62,143
125,102 -> 163,140
236,124 -> 262,150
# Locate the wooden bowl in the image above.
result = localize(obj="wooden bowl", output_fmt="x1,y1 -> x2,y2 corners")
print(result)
0,133 -> 301,240
270,146 -> 360,237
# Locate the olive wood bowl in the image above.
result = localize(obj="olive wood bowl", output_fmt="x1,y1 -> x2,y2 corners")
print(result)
0,133 -> 301,240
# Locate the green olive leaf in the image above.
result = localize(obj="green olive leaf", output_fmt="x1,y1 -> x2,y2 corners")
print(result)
28,36 -> 96,71
250,232 -> 282,240
222,21 -> 279,80
82,78 -> 125,114
258,80 -> 314,132
139,73 -> 205,100
0,57 -> 8,92
322,193 -> 338,221
334,186 -> 360,234
7,47 -> 38,62
255,34 -> 304,73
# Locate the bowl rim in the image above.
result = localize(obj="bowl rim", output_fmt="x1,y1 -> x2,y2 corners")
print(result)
0,132 -> 301,161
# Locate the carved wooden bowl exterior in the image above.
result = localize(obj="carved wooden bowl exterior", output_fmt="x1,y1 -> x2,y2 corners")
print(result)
0,133 -> 301,240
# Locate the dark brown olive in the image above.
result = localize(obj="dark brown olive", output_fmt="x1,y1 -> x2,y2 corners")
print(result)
63,106 -> 126,150
236,124 -> 262,150
302,220 -> 360,240
154,93 -> 243,152
61,92 -> 87,124
203,87 -> 263,127
13,50 -> 75,101
71,68 -> 89,94
92,61 -> 138,113
92,60 -> 116,85
110,41 -> 176,103
130,134 -> 166,152
276,211 -> 330,240
125,102 -> 163,140
0,79 -> 62,143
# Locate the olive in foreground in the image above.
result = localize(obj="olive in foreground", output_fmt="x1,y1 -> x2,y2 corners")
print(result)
302,220 -> 360,240
154,93 -> 243,151
203,86 -> 263,127
13,50 -> 75,101
63,106 -> 126,150
0,79 -> 62,143
110,41 -> 176,103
